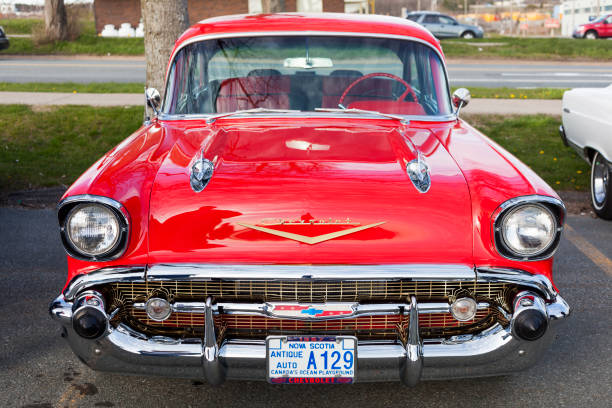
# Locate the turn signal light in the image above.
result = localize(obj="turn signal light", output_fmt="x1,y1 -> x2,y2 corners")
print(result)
146,298 -> 172,321
450,297 -> 478,321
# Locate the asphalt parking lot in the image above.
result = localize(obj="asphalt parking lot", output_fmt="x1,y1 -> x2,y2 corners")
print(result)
0,208 -> 610,408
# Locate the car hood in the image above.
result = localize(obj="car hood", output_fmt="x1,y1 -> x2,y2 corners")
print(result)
147,118 -> 473,265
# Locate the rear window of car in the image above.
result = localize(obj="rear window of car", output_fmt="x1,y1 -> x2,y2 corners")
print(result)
406,15 -> 420,22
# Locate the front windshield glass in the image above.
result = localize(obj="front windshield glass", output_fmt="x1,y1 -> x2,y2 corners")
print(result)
163,36 -> 452,117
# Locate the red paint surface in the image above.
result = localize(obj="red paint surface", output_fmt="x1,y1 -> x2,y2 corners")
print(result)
60,14 -> 561,290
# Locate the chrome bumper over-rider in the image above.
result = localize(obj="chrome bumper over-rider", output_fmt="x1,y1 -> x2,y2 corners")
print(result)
50,264 -> 570,385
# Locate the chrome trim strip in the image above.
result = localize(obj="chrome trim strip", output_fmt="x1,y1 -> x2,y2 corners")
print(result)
159,111 -> 457,123
476,267 -> 558,300
161,30 -> 454,122
57,194 -> 131,262
132,301 -> 491,320
146,263 -> 475,281
63,266 -> 146,300
63,264 -> 562,302
491,195 -> 566,262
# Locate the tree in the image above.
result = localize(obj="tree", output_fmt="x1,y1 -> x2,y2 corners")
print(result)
262,0 -> 285,13
141,0 -> 190,93
44,0 -> 67,41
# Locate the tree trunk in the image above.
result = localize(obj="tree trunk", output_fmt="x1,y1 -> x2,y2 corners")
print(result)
44,0 -> 67,41
141,0 -> 189,94
262,0 -> 285,13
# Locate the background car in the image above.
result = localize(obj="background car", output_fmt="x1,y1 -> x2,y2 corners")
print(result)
561,84 -> 612,218
573,14 -> 612,39
406,11 -> 483,39
0,26 -> 10,50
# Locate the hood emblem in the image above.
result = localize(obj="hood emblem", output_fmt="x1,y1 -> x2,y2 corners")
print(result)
406,153 -> 431,193
237,221 -> 385,245
190,150 -> 215,193
267,303 -> 356,319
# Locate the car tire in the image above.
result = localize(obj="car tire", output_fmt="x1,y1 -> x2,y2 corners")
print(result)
590,151 -> 612,219
585,30 -> 598,39
461,31 -> 475,39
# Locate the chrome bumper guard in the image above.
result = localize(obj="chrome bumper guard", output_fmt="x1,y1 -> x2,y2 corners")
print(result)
49,265 -> 570,385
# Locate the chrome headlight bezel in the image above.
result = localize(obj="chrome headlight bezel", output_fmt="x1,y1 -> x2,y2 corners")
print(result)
493,195 -> 565,261
58,195 -> 130,261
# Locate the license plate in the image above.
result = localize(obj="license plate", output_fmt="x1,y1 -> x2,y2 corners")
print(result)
267,336 -> 356,384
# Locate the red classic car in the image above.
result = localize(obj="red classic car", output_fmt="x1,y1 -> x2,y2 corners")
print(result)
50,13 -> 570,385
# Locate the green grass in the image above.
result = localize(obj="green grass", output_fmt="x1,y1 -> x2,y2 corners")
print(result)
0,18 -> 41,34
0,82 -> 144,93
464,114 -> 589,191
0,105 -> 142,192
0,107 -> 588,192
453,87 -> 567,100
0,19 -> 144,56
5,35 -> 144,56
442,37 -> 612,60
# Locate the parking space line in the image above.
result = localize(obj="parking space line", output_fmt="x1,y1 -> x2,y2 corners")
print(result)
54,385 -> 75,408
564,224 -> 612,277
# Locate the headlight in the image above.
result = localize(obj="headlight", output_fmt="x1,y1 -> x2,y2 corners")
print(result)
495,200 -> 562,260
59,196 -> 129,260
66,204 -> 120,256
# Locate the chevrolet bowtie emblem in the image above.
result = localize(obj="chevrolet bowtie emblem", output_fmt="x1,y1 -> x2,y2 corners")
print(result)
237,221 -> 386,245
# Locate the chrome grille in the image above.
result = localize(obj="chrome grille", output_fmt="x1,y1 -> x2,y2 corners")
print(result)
130,308 -> 493,339
110,280 -> 511,303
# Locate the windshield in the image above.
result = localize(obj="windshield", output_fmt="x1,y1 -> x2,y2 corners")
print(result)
163,36 -> 452,117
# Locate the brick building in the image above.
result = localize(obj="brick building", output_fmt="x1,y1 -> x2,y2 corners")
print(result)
94,0 -> 345,34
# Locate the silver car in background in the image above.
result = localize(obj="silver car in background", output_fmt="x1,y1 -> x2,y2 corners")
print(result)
406,11 -> 484,39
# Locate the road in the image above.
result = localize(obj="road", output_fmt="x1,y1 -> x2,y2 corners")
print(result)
1,56 -> 611,88
0,208 -> 610,408
447,61 -> 612,88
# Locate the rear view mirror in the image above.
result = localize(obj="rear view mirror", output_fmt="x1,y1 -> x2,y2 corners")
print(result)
283,57 -> 333,69
452,88 -> 471,116
146,87 -> 161,113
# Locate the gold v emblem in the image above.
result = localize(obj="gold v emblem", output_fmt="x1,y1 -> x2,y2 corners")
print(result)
237,222 -> 386,245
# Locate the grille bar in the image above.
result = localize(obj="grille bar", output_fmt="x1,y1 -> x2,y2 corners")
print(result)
110,280 -> 510,302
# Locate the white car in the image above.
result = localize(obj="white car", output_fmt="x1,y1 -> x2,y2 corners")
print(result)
561,85 -> 612,219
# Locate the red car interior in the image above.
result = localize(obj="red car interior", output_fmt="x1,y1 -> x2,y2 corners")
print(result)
215,73 -> 427,114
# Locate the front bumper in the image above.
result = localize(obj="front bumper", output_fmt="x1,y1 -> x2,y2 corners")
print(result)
50,265 -> 570,385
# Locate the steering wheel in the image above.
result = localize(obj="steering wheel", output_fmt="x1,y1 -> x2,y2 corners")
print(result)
339,72 -> 418,107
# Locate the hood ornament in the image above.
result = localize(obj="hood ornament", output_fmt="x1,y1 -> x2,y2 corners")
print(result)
406,153 -> 431,193
190,150 -> 215,193
238,221 -> 386,245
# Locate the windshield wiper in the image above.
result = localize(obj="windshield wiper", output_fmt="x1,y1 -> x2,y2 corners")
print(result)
314,107 -> 409,123
206,108 -> 300,124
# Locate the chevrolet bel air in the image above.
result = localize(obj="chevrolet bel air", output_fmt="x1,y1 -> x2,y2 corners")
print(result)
49,13 -> 570,385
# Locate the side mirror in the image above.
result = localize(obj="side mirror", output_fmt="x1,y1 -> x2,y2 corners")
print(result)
145,87 -> 161,114
452,88 -> 471,116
